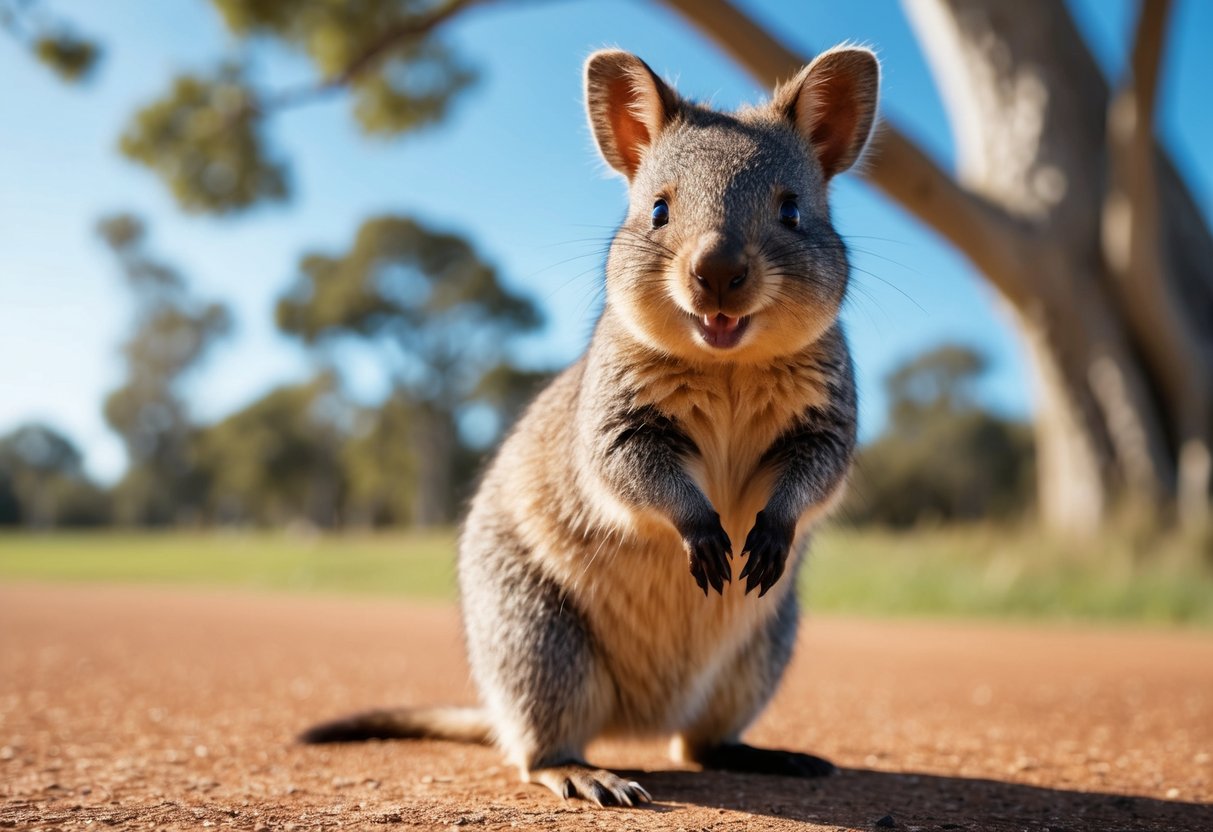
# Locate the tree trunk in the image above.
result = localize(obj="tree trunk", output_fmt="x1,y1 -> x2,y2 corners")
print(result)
904,0 -> 1213,531
662,0 -> 1213,534
410,402 -> 456,526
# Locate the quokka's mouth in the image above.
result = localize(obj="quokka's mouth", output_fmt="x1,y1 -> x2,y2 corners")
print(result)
696,313 -> 750,349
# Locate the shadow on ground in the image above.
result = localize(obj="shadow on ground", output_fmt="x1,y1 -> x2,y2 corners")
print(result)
621,766 -> 1213,831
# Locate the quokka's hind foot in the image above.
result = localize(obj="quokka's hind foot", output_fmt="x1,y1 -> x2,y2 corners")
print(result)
691,742 -> 836,778
529,763 -> 652,807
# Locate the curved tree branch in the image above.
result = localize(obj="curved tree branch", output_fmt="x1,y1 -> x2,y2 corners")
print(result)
1104,0 -> 1172,337
256,0 -> 487,113
1129,0 -> 1170,124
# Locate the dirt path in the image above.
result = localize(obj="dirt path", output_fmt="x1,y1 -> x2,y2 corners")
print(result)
1,584 -> 1211,831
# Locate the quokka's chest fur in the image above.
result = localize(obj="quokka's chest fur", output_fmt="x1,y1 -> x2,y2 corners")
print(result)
623,349 -> 834,528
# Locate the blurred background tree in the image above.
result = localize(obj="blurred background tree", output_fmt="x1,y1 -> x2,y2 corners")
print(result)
191,374 -> 349,527
845,345 -> 1035,527
0,424 -> 110,528
276,215 -> 541,525
98,214 -> 232,524
118,0 -> 476,215
340,392 -> 421,528
94,1 -> 537,528
0,0 -> 101,83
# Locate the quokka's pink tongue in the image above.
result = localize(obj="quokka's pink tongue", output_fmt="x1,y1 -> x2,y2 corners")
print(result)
702,313 -> 740,334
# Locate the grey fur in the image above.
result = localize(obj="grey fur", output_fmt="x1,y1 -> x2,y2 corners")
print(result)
303,47 -> 877,807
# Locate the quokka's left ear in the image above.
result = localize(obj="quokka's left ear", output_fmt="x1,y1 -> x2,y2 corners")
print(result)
771,46 -> 880,179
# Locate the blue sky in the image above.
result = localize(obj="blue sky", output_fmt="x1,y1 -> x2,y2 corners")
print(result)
1,0 -> 1210,483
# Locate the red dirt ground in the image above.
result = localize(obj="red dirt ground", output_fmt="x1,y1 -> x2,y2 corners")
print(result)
1,584 -> 1211,831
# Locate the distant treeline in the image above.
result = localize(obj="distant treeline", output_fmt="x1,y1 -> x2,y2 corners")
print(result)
2,213 -> 1033,531
2,341 -> 1033,530
0,376 -> 527,529
25,211 -> 547,529
843,345 -> 1034,527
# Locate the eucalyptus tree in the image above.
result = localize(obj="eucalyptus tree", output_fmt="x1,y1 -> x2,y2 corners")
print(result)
98,214 -> 231,523
277,215 -> 540,524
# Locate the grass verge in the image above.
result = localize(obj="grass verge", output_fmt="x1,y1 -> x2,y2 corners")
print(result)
1,525 -> 1210,626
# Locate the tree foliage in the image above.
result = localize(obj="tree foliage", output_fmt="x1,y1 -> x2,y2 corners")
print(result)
340,392 -> 420,526
278,215 -> 540,404
188,380 -> 490,528
886,345 -> 987,431
1,0 -> 101,84
77,210 -> 541,529
277,214 -> 542,523
192,375 -> 347,526
33,32 -> 99,81
0,424 -> 109,527
119,68 -> 288,215
99,214 -> 231,524
119,0 -> 476,214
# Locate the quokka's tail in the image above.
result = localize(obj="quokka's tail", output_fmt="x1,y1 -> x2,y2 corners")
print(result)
299,705 -> 493,746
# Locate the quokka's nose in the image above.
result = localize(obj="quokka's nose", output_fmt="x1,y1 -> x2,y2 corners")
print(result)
691,239 -> 748,301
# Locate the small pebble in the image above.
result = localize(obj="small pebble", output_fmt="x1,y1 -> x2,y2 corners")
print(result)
875,815 -> 896,828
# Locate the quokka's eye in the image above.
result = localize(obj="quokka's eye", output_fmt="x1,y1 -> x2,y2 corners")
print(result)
651,199 -> 670,228
779,198 -> 800,229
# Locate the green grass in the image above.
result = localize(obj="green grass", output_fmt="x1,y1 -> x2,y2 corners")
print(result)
806,526 -> 1213,626
0,530 -> 458,598
1,525 -> 1211,626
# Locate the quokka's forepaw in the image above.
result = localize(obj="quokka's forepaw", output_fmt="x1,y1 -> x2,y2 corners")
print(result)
531,764 -> 653,807
739,510 -> 793,596
681,512 -> 732,595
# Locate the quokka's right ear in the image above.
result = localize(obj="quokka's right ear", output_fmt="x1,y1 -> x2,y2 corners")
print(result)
585,50 -> 680,180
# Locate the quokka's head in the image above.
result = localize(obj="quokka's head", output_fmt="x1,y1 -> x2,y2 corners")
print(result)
585,47 -> 879,363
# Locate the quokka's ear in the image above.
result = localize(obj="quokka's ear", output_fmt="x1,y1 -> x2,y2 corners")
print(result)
585,50 -> 680,179
772,46 -> 880,179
